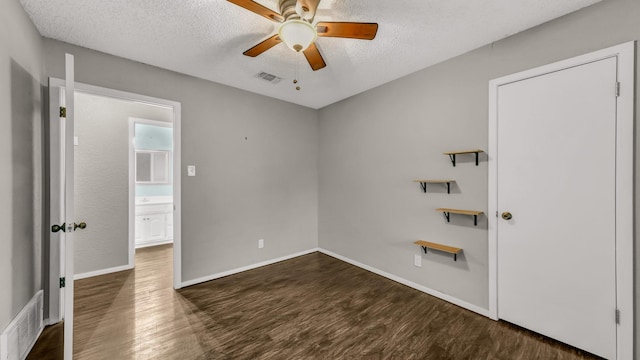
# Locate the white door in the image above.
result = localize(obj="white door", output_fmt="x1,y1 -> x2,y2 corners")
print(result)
49,53 -> 75,360
496,57 -> 617,358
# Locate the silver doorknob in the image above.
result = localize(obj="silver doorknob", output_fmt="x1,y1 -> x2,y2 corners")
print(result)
501,212 -> 513,220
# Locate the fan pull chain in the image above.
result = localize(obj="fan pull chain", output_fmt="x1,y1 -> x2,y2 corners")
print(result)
293,51 -> 301,91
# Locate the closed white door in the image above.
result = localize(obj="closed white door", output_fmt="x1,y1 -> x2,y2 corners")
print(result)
496,57 -> 617,359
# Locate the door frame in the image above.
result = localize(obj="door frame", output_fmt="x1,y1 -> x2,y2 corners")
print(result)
129,117 -> 175,255
47,79 -> 183,316
488,41 -> 634,359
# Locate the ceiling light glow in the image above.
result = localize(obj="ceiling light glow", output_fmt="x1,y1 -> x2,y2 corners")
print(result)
278,20 -> 317,52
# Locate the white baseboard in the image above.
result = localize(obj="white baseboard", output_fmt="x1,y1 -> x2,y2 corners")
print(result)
180,248 -> 319,288
74,264 -> 134,280
318,248 -> 491,318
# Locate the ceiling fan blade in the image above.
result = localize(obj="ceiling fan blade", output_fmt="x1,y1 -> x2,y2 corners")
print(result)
227,0 -> 284,22
302,43 -> 326,71
316,22 -> 378,40
243,35 -> 282,57
297,0 -> 321,20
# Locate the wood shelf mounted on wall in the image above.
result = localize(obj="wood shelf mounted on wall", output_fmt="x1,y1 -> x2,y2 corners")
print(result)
436,208 -> 484,226
443,149 -> 484,167
414,240 -> 462,261
413,180 -> 455,194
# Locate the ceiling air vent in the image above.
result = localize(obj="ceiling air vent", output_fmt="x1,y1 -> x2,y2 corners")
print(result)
255,71 -> 283,84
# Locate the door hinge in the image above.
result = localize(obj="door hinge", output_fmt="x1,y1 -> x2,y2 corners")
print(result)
59,106 -> 66,118
615,82 -> 620,97
615,309 -> 620,324
59,277 -> 66,288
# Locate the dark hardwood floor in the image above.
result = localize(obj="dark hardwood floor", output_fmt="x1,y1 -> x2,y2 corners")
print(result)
29,244 -> 601,359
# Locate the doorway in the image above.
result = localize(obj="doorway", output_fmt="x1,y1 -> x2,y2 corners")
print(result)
72,94 -> 175,279
47,78 -> 182,357
130,118 -> 175,251
488,42 -> 634,359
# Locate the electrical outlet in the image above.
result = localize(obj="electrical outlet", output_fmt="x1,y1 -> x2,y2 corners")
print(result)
414,254 -> 422,267
258,239 -> 264,249
187,165 -> 196,177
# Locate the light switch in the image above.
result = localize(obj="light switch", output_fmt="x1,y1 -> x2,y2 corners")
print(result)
74,136 -> 79,146
187,165 -> 196,176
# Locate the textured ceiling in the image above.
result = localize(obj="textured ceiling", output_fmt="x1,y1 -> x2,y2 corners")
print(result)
20,0 -> 601,109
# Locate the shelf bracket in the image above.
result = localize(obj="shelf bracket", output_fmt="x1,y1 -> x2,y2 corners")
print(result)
419,182 -> 427,193
448,154 -> 456,167
421,245 -> 457,261
446,151 -> 481,167
417,181 -> 451,194
437,209 -> 481,226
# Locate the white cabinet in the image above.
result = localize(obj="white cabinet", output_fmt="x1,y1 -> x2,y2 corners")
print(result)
147,213 -> 166,241
135,202 -> 173,248
135,215 -> 145,243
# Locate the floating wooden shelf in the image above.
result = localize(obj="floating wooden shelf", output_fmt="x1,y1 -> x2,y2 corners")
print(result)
436,208 -> 484,226
443,149 -> 484,167
413,180 -> 455,194
414,240 -> 463,261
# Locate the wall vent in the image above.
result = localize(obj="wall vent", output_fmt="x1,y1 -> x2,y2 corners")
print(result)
255,72 -> 283,84
0,290 -> 44,360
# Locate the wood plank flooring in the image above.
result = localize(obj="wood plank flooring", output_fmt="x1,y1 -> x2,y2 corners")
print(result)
28,245 -> 601,359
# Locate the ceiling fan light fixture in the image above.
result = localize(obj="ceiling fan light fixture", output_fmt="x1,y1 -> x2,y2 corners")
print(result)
278,20 -> 317,52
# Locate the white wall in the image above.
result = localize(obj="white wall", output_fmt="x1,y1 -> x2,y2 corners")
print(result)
42,40 -> 319,282
0,0 -> 44,331
74,92 -> 173,275
318,0 -> 639,350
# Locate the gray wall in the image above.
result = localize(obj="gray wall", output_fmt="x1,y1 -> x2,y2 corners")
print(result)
318,0 -> 639,345
42,40 -> 319,282
74,92 -> 173,275
3,0 -> 637,353
0,0 -> 44,331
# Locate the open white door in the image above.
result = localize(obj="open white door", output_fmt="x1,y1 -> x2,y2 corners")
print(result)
63,52 -> 75,360
48,53 -> 75,359
47,82 -> 62,324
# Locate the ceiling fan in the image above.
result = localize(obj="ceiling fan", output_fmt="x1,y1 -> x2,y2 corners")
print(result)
227,0 -> 378,71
